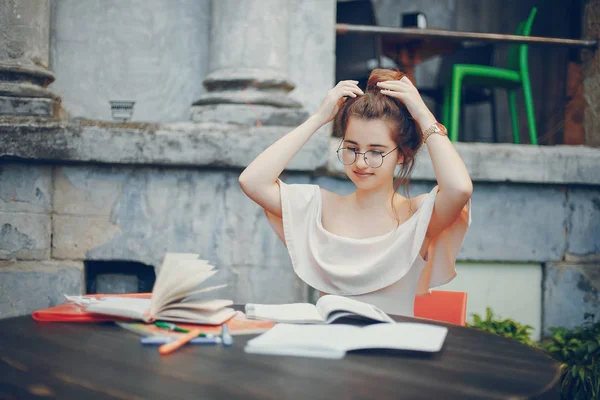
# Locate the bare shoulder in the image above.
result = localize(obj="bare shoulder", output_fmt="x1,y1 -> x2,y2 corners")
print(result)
320,188 -> 347,220
410,193 -> 429,212
319,187 -> 343,204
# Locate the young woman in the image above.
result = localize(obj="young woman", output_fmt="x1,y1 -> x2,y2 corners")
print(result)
238,69 -> 472,316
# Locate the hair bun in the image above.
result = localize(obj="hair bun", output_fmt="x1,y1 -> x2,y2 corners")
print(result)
366,69 -> 405,92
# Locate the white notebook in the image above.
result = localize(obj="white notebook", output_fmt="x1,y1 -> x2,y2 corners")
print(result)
245,295 -> 394,325
245,323 -> 448,359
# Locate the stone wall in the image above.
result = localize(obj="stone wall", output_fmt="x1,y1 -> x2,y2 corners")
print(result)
0,162 -> 309,318
1,127 -> 600,335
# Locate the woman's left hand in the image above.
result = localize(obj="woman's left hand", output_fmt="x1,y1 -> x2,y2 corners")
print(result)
377,77 -> 436,128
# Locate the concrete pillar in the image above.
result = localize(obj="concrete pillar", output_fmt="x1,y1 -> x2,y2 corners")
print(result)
192,0 -> 307,126
583,0 -> 600,147
0,0 -> 59,117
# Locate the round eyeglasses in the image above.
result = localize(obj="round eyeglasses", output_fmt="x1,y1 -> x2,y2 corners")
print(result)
336,144 -> 398,168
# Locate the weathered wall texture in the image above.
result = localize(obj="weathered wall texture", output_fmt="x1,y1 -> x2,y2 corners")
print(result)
288,0 -> 336,115
0,0 -> 50,66
0,163 -> 310,319
544,259 -> 600,333
1,158 -> 600,332
0,260 -> 83,319
50,0 -> 211,122
583,0 -> 600,147
0,0 -> 58,117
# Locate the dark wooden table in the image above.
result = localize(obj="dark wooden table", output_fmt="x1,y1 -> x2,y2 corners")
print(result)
337,23 -> 597,81
0,311 -> 561,399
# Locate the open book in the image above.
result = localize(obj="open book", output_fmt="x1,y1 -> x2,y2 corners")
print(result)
85,253 -> 236,325
245,295 -> 394,325
245,323 -> 448,359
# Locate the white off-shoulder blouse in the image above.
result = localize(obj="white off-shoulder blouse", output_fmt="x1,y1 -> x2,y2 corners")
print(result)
265,180 -> 471,316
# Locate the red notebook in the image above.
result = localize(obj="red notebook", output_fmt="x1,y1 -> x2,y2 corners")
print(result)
32,293 -> 152,322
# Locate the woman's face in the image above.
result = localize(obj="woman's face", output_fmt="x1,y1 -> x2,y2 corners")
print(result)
341,117 -> 402,190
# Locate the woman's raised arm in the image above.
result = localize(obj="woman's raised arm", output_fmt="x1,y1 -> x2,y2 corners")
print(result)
378,77 -> 473,240
238,81 -> 363,217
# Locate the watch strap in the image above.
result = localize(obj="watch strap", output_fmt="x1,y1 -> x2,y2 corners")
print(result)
422,122 -> 448,143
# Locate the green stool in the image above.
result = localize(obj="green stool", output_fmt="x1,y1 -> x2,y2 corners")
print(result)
443,8 -> 538,144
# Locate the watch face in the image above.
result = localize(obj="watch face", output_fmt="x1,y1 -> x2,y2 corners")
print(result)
417,14 -> 427,29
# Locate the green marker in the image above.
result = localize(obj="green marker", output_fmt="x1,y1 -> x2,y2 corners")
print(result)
154,321 -> 208,337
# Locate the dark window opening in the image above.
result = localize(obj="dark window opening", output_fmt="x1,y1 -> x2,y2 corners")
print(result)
85,260 -> 156,295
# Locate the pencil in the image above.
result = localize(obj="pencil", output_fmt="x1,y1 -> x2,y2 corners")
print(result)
158,328 -> 203,355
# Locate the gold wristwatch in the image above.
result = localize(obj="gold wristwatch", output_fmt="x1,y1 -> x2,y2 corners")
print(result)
422,122 -> 448,143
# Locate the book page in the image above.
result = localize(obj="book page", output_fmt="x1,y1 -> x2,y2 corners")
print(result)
183,283 -> 228,300
315,295 -> 394,324
245,303 -> 325,324
163,298 -> 233,312
152,253 -> 202,298
152,259 -> 213,299
150,260 -> 216,316
344,323 -> 448,353
156,307 -> 236,325
155,266 -> 216,308
81,253 -> 233,323
86,298 -> 151,321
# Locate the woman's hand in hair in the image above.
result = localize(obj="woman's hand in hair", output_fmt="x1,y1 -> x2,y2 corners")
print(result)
379,78 -> 472,249
313,80 -> 364,126
377,77 -> 435,129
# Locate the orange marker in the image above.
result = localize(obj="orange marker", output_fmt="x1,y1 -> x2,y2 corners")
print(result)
158,329 -> 203,355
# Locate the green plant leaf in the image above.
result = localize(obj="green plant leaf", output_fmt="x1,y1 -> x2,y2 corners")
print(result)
571,365 -> 578,378
578,366 -> 585,382
485,307 -> 493,321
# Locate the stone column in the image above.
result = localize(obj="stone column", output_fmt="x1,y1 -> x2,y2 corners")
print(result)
0,0 -> 58,118
192,0 -> 307,126
583,0 -> 600,147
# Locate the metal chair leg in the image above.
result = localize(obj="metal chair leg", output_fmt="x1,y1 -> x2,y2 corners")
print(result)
449,69 -> 462,142
508,90 -> 520,144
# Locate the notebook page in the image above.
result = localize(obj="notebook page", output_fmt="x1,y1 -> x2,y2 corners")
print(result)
316,295 -> 394,324
245,303 -> 324,324
345,323 -> 448,353
244,324 -> 357,358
